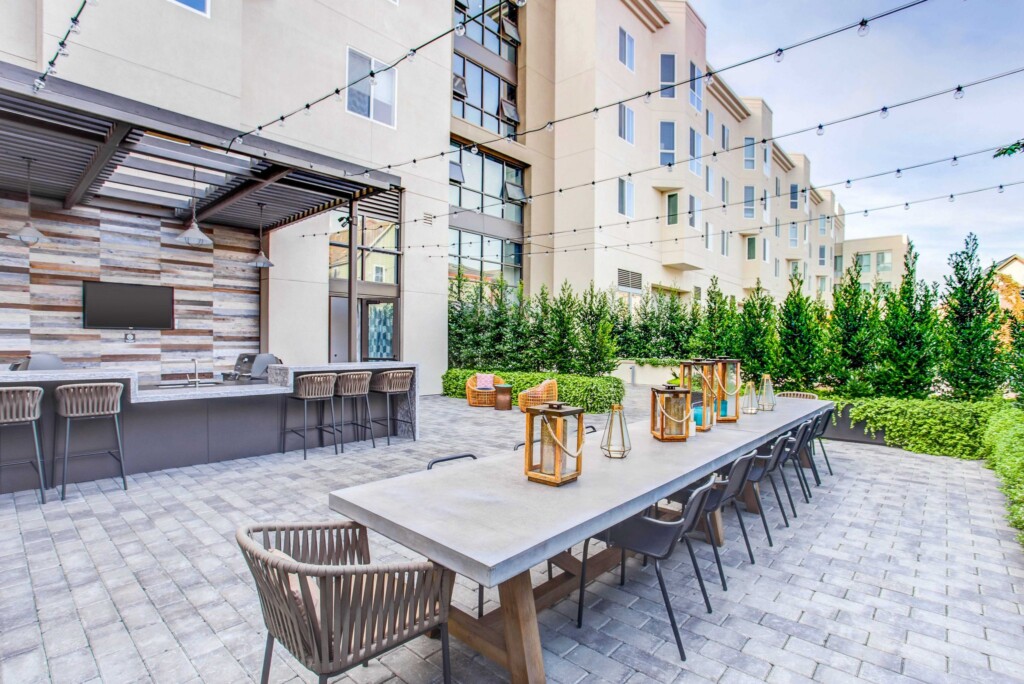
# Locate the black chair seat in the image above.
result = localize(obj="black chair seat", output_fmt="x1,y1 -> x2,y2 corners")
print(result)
606,516 -> 679,559
747,462 -> 767,481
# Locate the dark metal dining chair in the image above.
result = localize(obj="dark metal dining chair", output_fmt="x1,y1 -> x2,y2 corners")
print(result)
426,453 -> 485,619
787,420 -> 816,502
745,434 -> 795,544
811,406 -> 836,476
576,476 -> 716,661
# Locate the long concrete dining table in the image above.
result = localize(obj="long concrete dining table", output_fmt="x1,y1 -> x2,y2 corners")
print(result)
329,397 -> 832,683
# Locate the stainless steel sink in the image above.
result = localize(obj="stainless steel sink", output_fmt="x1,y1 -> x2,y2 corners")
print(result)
149,381 -> 223,389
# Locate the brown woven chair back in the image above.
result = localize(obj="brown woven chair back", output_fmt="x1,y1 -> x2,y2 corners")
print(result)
237,521 -> 454,676
0,386 -> 43,424
777,391 -> 819,400
370,370 -> 413,394
55,383 -> 122,418
293,373 -> 337,400
335,371 -> 372,397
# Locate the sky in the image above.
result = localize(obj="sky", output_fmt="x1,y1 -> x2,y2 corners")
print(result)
688,0 -> 1024,285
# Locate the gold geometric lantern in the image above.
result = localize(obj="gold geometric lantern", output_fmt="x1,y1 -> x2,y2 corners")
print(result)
715,357 -> 742,423
741,381 -> 759,414
524,402 -> 584,486
693,359 -> 717,432
601,404 -> 631,458
651,385 -> 691,442
758,374 -> 777,411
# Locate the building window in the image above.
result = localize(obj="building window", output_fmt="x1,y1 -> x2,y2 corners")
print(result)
454,0 -> 520,63
789,222 -> 798,248
689,128 -> 702,176
667,193 -> 679,225
448,229 -> 522,285
804,224 -> 808,243
618,28 -> 635,70
857,253 -> 872,272
763,238 -> 770,263
659,121 -> 675,165
660,54 -> 675,98
347,48 -> 396,126
817,276 -> 828,293
789,184 -> 798,209
373,264 -> 386,283
877,282 -> 892,294
688,195 -> 701,229
877,251 -> 893,272
705,166 -> 713,194
332,215 -> 402,286
746,236 -> 757,260
790,260 -> 800,276
774,257 -> 780,278
618,178 -> 634,217
694,286 -> 702,301
743,186 -> 755,218
721,125 -> 730,151
168,0 -> 209,14
689,62 -> 703,111
743,137 -> 755,170
720,229 -> 729,256
618,268 -> 642,292
704,222 -> 712,250
721,178 -> 729,205
860,282 -> 872,292
763,144 -> 770,176
706,110 -> 714,141
618,104 -> 635,143
775,177 -> 780,197
818,245 -> 826,266
774,218 -> 780,238
452,54 -> 517,137
448,141 -> 525,223
762,189 -> 769,221
834,255 -> 843,274
819,215 -> 827,235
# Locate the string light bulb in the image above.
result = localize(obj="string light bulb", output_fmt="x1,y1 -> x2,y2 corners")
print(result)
254,125 -> 263,137
515,0 -> 527,6
895,168 -> 902,178
667,162 -> 674,173
998,184 -> 1005,193
470,144 -> 478,154
454,22 -> 466,37
368,71 -> 377,87
954,85 -> 964,100
545,121 -> 554,132
857,19 -> 870,36
879,106 -> 889,119
704,71 -> 714,87
711,151 -> 717,163
334,88 -> 342,102
233,136 -> 243,146
32,78 -> 45,92
69,18 -> 81,34
643,91 -> 652,104
58,42 -> 70,57
845,180 -> 852,188
304,104 -> 311,116
592,107 -> 600,119
863,210 -> 869,217
904,203 -> 910,210
774,48 -> 784,62
407,49 -> 416,62
951,156 -> 959,166
816,124 -> 825,136
278,116 -> 286,128
948,194 -> 955,202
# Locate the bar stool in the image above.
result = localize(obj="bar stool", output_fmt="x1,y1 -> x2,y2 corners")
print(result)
334,371 -> 375,452
52,383 -> 126,501
0,386 -> 47,504
283,373 -> 339,460
369,370 -> 415,446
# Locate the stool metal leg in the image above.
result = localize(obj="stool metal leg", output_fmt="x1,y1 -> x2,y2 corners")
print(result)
385,394 -> 392,446
328,397 -> 338,455
407,390 -> 416,441
302,399 -> 308,460
364,395 -> 375,448
113,414 -> 127,491
31,421 -> 46,504
60,418 -> 71,501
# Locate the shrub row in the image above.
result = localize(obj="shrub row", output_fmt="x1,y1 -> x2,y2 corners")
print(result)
982,408 -> 1024,542
442,368 -> 625,413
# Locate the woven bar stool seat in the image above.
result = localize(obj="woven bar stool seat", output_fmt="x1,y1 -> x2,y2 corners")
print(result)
53,383 -> 126,501
283,373 -> 340,460
333,371 -> 375,452
0,386 -> 47,503
369,370 -> 415,446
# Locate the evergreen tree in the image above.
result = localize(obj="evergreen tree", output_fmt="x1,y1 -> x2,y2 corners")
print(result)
683,298 -> 703,359
736,280 -> 780,383
545,281 -> 580,374
662,292 -> 690,358
872,244 -> 939,398
527,285 -> 553,371
610,294 -> 638,359
483,276 -> 512,369
630,289 -> 658,359
576,283 -> 618,376
938,233 -> 1005,400
777,274 -> 823,390
691,277 -> 739,358
827,260 -> 878,393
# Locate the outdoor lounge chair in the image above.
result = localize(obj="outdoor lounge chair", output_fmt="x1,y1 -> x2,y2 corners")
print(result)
237,521 -> 455,684
466,373 -> 504,407
518,378 -> 557,412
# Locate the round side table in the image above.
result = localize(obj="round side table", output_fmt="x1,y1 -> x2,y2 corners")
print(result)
494,384 -> 513,411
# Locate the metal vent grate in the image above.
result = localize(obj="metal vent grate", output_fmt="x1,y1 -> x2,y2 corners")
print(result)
617,268 -> 642,292
422,212 -> 434,226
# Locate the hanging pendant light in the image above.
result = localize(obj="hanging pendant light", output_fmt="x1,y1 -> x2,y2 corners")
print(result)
177,166 -> 214,247
11,158 -> 44,246
249,202 -> 274,268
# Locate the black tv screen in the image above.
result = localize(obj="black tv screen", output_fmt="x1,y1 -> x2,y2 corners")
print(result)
82,281 -> 175,330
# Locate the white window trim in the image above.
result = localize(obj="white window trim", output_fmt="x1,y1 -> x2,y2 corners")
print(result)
743,137 -> 756,170
659,120 -> 675,165
743,186 -> 755,219
618,178 -> 635,217
660,53 -> 676,98
689,128 -> 702,176
618,103 -> 635,144
746,236 -> 757,261
346,47 -> 398,129
619,28 -> 636,71
763,238 -> 770,263
167,0 -> 210,17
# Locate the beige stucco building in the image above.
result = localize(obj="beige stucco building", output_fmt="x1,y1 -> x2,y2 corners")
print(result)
0,0 -> 908,394
835,235 -> 910,294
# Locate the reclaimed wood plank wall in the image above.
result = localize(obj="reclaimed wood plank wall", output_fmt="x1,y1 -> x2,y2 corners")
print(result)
0,197 -> 260,384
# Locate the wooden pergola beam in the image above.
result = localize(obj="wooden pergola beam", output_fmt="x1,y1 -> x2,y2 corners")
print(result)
63,122 -> 131,209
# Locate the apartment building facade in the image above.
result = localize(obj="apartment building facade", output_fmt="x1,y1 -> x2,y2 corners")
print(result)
836,235 -> 910,294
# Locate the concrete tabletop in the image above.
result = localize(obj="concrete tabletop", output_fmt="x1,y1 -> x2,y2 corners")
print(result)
329,398 -> 832,587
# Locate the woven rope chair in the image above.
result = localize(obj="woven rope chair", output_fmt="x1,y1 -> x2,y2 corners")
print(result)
465,373 -> 505,408
369,370 -> 416,445
53,383 -> 126,500
518,378 -> 557,412
0,386 -> 46,503
237,521 -> 455,684
776,391 -> 818,400
334,372 -> 375,451
285,373 -> 339,459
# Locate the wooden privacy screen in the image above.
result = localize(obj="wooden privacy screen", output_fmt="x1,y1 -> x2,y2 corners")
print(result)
0,197 -> 260,384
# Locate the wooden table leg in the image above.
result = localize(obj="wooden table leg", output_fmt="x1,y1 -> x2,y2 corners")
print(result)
498,571 -> 546,684
741,481 -> 761,514
697,509 -> 725,546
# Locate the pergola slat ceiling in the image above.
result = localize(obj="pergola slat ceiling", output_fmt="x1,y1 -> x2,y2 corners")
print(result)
0,88 -> 396,232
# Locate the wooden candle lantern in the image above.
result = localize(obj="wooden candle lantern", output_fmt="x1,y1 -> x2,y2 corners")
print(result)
651,385 -> 691,441
715,357 -> 742,423
693,359 -> 716,432
524,402 -> 584,486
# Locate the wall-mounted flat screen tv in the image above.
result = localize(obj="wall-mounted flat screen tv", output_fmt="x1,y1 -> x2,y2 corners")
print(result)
82,281 -> 175,330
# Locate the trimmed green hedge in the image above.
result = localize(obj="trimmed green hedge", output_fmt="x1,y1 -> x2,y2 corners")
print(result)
442,368 -> 624,413
835,396 -> 1000,460
982,408 -> 1024,542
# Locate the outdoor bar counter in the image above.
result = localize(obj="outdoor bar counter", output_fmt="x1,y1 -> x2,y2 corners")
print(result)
0,361 -> 417,495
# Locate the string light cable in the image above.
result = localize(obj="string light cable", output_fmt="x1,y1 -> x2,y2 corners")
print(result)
476,180 -> 1024,259
346,0 -> 932,176
32,0 -> 96,93
227,0 -> 524,148
323,63 -> 1024,237
396,141 -> 1011,250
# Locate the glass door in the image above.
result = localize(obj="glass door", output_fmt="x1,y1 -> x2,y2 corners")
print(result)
361,299 -> 398,361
